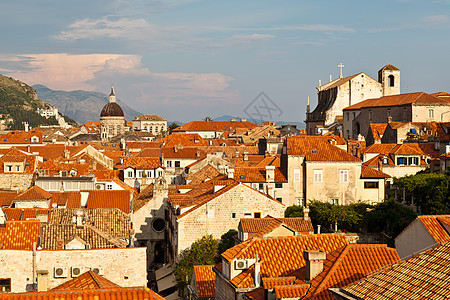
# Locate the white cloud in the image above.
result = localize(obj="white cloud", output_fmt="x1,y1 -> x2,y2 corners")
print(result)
422,14 -> 449,25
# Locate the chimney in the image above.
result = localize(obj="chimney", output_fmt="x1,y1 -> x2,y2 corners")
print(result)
378,157 -> 383,172
24,122 -> 29,133
265,166 -> 275,183
228,168 -> 235,179
241,118 -> 247,123
36,270 -> 49,292
317,225 -> 321,234
303,206 -> 310,221
329,74 -> 332,82
254,253 -> 261,288
63,149 -> 70,159
446,145 -> 450,154
0,209 -> 5,225
56,239 -> 64,250
303,250 -> 326,281
92,159 -> 97,170
174,146 -> 178,153
243,152 -> 249,161
76,210 -> 83,227
388,116 -> 392,123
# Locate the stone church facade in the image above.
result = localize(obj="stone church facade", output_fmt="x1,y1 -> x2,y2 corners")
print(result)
305,64 -> 400,136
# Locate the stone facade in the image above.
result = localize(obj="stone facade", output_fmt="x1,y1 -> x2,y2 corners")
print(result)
0,173 -> 33,191
0,247 -> 147,293
171,184 -> 285,256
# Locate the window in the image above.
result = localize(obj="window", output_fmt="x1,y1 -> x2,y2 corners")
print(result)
346,112 -> 349,121
364,181 -> 379,189
313,170 -> 322,183
276,197 -> 282,203
231,213 -> 236,218
127,171 -> 133,177
429,109 -> 434,119
158,171 -> 163,177
331,198 -> 339,205
388,75 -> 395,87
369,110 -> 372,121
408,157 -> 419,166
403,108 -> 407,121
174,161 -> 181,168
0,278 -> 11,292
167,161 -> 172,167
258,183 -> 264,190
294,169 -> 301,182
106,184 -> 113,190
297,198 -> 306,207
6,165 -> 12,172
16,165 -> 20,172
149,126 -> 153,132
109,125 -> 113,134
387,109 -> 391,118
254,212 -> 261,218
397,157 -> 406,165
275,183 -> 282,188
339,170 -> 348,183
244,213 -> 252,217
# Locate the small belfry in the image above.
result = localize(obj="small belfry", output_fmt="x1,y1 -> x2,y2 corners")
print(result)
100,86 -> 126,142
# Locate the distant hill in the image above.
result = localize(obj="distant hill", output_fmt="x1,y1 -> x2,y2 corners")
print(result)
213,115 -> 305,128
33,85 -> 141,125
0,75 -> 77,129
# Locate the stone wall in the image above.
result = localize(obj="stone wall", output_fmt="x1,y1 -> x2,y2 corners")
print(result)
0,173 -> 33,191
0,247 -> 147,293
175,184 -> 285,255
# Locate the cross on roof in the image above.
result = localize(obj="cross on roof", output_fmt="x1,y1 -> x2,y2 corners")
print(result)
338,63 -> 344,78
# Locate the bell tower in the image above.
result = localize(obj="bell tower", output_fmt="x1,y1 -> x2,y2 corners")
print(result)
378,64 -> 400,96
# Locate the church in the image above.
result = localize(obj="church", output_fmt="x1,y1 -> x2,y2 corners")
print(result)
305,64 -> 400,135
100,87 -> 126,141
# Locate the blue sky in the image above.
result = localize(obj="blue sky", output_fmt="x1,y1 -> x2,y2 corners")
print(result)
0,0 -> 449,123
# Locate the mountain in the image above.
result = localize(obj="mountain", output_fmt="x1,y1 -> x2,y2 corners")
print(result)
33,85 -> 141,125
0,75 -> 76,129
213,115 -> 305,128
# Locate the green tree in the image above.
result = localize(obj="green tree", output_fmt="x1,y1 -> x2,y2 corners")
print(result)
167,122 -> 179,134
174,235 -> 218,293
218,229 -> 238,256
284,205 -> 304,218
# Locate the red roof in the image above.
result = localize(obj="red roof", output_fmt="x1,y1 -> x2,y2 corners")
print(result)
344,92 -> 450,110
87,190 -> 131,214
193,265 -> 215,298
174,120 -> 257,132
51,271 -> 120,291
286,136 -> 360,162
15,186 -> 52,201
0,129 -> 43,144
361,165 -> 390,178
0,220 -> 41,250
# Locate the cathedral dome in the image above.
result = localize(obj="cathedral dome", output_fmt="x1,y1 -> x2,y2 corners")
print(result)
100,102 -> 124,117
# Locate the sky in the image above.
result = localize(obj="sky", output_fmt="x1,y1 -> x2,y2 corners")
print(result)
0,0 -> 449,123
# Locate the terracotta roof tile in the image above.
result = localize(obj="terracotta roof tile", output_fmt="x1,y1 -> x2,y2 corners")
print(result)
0,148 -> 37,174
222,234 -> 348,288
369,123 -> 388,141
185,164 -> 221,185
0,220 -> 41,250
14,186 -> 52,201
49,192 -> 82,208
51,270 -> 120,291
233,167 -> 287,183
121,157 -> 161,169
419,215 -> 450,243
344,92 -> 450,110
286,136 -> 360,162
240,216 -> 313,235
133,184 -> 154,211
193,265 -> 215,298
275,284 -> 309,298
174,120 -> 257,132
361,165 -> 391,178
134,114 -> 166,121
161,147 -> 206,159
0,129 -> 43,144
343,241 -> 450,299
87,190 -> 132,214
160,133 -> 208,147
0,287 -> 166,300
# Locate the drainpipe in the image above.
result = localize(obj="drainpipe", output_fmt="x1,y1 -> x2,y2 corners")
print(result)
32,242 -> 37,289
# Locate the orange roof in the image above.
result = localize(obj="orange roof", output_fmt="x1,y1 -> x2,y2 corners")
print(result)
174,120 -> 257,132
0,129 -> 43,144
161,147 -> 206,159
275,284 -> 310,299
52,271 -> 120,291
318,73 -> 362,91
160,133 -> 208,147
87,190 -> 131,214
14,185 -> 52,201
93,169 -> 121,181
286,136 -> 360,162
369,123 -> 388,141
304,244 -> 399,299
49,192 -> 82,208
418,215 -> 450,243
1,287 -> 166,300
240,216 -> 313,235
344,92 -> 450,110
0,148 -> 37,174
185,164 -> 221,185
0,220 -> 41,250
2,208 -> 50,220
221,234 -> 348,288
342,241 -> 450,299
121,157 -> 161,169
361,165 -> 390,178
233,167 -> 287,183
0,190 -> 19,206
361,143 -> 397,155
193,265 -> 215,298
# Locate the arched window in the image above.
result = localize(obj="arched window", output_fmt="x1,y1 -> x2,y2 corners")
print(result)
388,75 -> 394,87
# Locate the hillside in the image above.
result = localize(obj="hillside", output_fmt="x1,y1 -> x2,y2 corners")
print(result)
33,85 -> 141,124
0,75 -> 76,129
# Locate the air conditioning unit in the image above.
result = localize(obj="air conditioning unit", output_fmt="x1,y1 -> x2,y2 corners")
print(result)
235,259 -> 248,270
54,267 -> 69,278
95,183 -> 105,190
71,266 -> 85,277
91,267 -> 104,275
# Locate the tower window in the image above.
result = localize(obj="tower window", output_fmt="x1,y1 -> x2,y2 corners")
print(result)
388,75 -> 394,87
